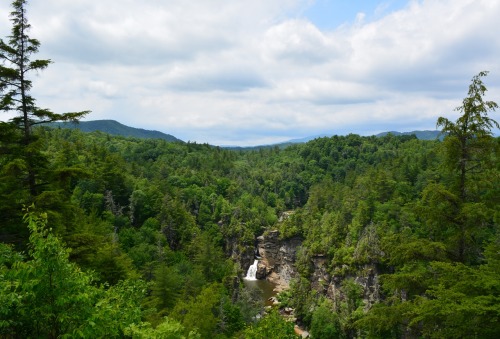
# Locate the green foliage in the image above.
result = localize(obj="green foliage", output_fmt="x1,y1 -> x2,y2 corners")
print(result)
151,264 -> 184,312
80,279 -> 146,338
362,247 -> 500,338
433,71 -> 499,263
187,232 -> 234,283
0,1 -> 89,246
160,196 -> 198,250
240,309 -> 296,339
407,261 -> 500,338
0,243 -> 23,331
0,0 -> 89,198
338,278 -> 365,337
0,208 -> 146,337
170,283 -> 224,338
310,298 -> 343,339
354,73 -> 500,338
219,295 -> 246,337
64,213 -> 138,284
287,277 -> 318,326
2,210 -> 97,337
352,222 -> 382,265
125,317 -> 200,339
1,62 -> 499,338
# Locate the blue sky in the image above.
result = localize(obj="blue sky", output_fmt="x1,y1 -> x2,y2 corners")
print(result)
1,0 -> 499,145
303,0 -> 409,29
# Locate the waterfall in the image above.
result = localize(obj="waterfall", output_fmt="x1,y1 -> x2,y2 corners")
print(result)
244,259 -> 258,280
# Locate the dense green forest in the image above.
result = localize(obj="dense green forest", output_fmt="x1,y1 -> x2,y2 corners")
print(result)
1,1 -> 499,338
1,107 -> 499,337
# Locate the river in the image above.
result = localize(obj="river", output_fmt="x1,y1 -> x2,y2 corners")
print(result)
243,259 -> 278,306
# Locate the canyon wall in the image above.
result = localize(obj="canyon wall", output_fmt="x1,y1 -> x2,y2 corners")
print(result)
254,230 -> 381,308
255,230 -> 302,290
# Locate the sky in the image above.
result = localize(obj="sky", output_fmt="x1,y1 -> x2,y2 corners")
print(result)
1,0 -> 499,146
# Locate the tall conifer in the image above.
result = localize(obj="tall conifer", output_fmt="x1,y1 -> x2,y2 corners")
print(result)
0,0 -> 89,196
436,71 -> 498,262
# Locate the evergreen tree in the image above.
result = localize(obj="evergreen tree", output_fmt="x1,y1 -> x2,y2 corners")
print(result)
0,0 -> 89,197
436,71 -> 499,262
437,71 -> 499,202
1,0 -> 89,243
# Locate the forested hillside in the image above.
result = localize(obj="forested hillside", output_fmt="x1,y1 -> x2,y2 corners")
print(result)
1,1 -> 499,338
1,113 -> 499,337
45,120 -> 182,143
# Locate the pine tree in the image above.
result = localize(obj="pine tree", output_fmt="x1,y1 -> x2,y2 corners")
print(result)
1,0 -> 90,243
437,71 -> 499,202
436,71 -> 499,262
0,0 -> 89,197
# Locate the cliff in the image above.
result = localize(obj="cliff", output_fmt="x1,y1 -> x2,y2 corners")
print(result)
225,234 -> 255,276
255,230 -> 302,290
255,230 -> 381,308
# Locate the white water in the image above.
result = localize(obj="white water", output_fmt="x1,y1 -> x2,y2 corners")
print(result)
244,259 -> 258,280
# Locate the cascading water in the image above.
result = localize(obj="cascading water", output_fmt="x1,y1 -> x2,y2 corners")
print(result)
244,259 -> 258,280
243,259 -> 277,306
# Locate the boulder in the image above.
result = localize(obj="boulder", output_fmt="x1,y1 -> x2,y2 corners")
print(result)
256,261 -> 268,279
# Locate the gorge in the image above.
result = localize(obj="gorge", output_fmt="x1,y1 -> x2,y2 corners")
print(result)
239,227 -> 382,313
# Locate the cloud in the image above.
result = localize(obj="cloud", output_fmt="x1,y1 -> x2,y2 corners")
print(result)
165,64 -> 268,92
261,19 -> 345,65
1,0 -> 499,146
343,0 -> 500,92
24,0 -> 305,65
268,79 -> 381,105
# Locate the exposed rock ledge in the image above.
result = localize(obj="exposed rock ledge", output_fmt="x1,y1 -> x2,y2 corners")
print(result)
255,230 -> 303,291
253,229 -> 382,309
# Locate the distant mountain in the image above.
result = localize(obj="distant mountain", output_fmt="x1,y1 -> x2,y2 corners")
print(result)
43,120 -> 442,147
45,120 -> 183,142
375,130 -> 443,140
222,135 -> 330,151
224,130 -> 443,151
284,134 -> 331,144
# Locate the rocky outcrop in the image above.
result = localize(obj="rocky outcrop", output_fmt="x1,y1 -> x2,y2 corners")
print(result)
256,261 -> 269,279
326,264 -> 381,310
354,265 -> 381,309
255,230 -> 303,290
310,254 -> 331,293
225,235 -> 255,275
253,230 -> 382,309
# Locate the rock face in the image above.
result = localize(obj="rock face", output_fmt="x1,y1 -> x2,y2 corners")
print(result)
354,265 -> 381,309
256,261 -> 269,279
253,230 -> 382,308
225,235 -> 255,275
310,255 -> 330,293
256,230 -> 303,289
326,264 -> 381,310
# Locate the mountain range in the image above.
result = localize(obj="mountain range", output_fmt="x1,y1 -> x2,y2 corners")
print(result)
45,119 -> 442,147
45,120 -> 182,143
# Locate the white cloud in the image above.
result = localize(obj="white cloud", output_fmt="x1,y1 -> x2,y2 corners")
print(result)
0,0 -> 499,145
261,19 -> 345,65
345,0 -> 500,89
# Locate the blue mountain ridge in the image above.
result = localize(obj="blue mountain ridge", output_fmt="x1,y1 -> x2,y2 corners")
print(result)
45,120 -> 442,147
